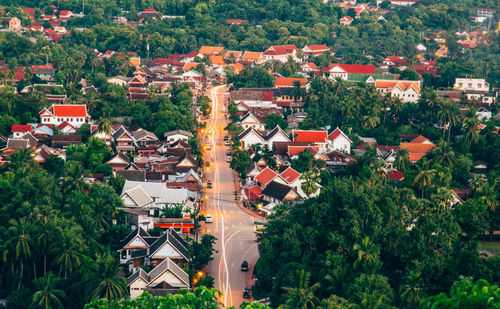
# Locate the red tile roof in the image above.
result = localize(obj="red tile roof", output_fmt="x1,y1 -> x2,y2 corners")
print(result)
255,167 -> 278,186
262,91 -> 274,101
388,170 -> 404,181
275,78 -> 306,87
292,130 -> 328,143
288,146 -> 319,156
305,44 -> 329,51
327,127 -> 347,141
410,135 -> 432,144
227,19 -> 249,24
326,63 -> 375,74
12,124 -> 32,133
244,185 -> 263,200
51,105 -> 88,117
280,167 -> 301,183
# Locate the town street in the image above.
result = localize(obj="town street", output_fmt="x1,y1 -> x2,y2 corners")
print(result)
203,85 -> 261,308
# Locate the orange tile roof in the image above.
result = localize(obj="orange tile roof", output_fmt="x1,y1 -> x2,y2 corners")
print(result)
306,62 -> 318,70
51,105 -> 88,117
224,51 -> 242,59
199,46 -> 224,55
255,167 -> 278,186
183,63 -> 200,72
410,135 -> 432,144
209,55 -> 225,66
305,44 -> 329,51
288,146 -> 319,156
242,51 -> 263,60
375,80 -> 420,93
280,167 -> 301,183
275,78 -> 306,87
231,63 -> 245,73
400,142 -> 435,162
292,130 -> 328,143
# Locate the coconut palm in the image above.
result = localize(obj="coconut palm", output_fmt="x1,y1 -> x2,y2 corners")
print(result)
353,236 -> 380,273
98,118 -> 112,135
84,251 -> 127,302
300,170 -> 320,198
437,100 -> 459,139
463,116 -> 480,147
30,272 -> 66,309
400,270 -> 426,309
434,140 -> 455,168
4,218 -> 34,289
395,148 -> 410,172
412,158 -> 436,198
363,115 -> 380,129
430,187 -> 454,210
51,232 -> 83,278
280,270 -> 320,309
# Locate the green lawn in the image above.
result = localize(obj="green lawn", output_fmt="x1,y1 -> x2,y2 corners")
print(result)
478,242 -> 500,252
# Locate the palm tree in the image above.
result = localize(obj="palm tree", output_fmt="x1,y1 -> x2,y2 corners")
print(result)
395,148 -> 409,172
31,272 -> 66,309
36,215 -> 60,276
362,115 -> 380,129
437,100 -> 459,139
280,270 -> 320,309
51,233 -> 83,278
430,187 -> 454,210
353,236 -> 380,273
400,270 -> 426,309
412,158 -> 436,198
85,251 -> 127,302
98,118 -> 112,135
300,170 -> 320,198
434,140 -> 455,168
4,218 -> 34,289
463,116 -> 480,147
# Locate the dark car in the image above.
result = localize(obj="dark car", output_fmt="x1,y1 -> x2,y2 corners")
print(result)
206,161 -> 210,167
207,181 -> 212,189
223,136 -> 229,141
226,148 -> 232,156
241,261 -> 249,272
243,288 -> 251,299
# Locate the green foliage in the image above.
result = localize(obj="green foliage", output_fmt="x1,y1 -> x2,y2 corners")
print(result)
85,287 -> 221,308
420,278 -> 500,309
265,113 -> 288,130
228,67 -> 274,89
230,149 -> 252,178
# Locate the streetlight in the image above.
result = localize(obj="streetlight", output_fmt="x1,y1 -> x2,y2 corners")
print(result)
197,271 -> 204,277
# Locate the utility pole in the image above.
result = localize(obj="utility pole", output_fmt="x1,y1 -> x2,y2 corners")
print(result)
82,0 -> 85,15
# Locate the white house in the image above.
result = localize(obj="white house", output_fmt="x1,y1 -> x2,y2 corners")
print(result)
263,45 -> 299,63
240,112 -> 265,131
239,127 -> 266,150
327,127 -> 352,153
454,78 -> 489,93
164,130 -> 194,143
265,126 -> 290,149
39,104 -> 90,128
375,80 -> 421,103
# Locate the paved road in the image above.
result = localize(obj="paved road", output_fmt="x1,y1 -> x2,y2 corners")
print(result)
202,85 -> 261,308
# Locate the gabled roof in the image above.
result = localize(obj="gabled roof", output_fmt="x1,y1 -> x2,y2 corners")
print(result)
255,167 -> 278,186
122,185 -> 154,208
147,257 -> 190,288
275,78 -> 306,87
239,127 -> 265,141
199,46 -> 224,55
280,167 -> 301,183
244,185 -> 263,199
120,226 -> 151,248
6,138 -> 29,149
11,124 -> 32,133
50,104 -> 88,117
21,133 -> 38,146
388,169 -> 404,181
132,128 -> 158,141
375,80 -> 420,93
107,152 -> 131,165
224,51 -> 242,59
113,126 -> 133,140
262,180 -> 295,201
409,135 -> 432,144
325,63 -> 375,74
265,126 -> 289,141
292,130 -> 328,143
242,51 -> 263,60
304,44 -> 329,52
127,268 -> 149,286
164,130 -> 193,138
240,112 -> 260,123
288,145 -> 319,157
327,127 -> 352,143
209,55 -> 225,66
149,229 -> 190,261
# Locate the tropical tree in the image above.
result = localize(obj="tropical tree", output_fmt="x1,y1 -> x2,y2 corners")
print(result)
463,116 -> 480,147
279,270 -> 320,309
353,236 -> 380,273
84,251 -> 127,302
413,159 -> 436,198
300,170 -> 320,198
395,148 -> 410,172
362,115 -> 380,129
51,231 -> 83,278
437,100 -> 459,139
30,272 -> 66,309
399,270 -> 425,309
4,218 -> 34,288
433,140 -> 455,168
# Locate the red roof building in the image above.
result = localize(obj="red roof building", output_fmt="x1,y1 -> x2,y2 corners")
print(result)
280,167 -> 301,183
11,125 -> 32,138
302,45 -> 330,56
275,78 -> 306,87
292,130 -> 328,143
227,19 -> 249,25
255,167 -> 278,186
244,185 -> 263,200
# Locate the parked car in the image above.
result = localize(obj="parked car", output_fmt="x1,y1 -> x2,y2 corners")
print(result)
226,156 -> 231,162
241,261 -> 249,272
205,214 -> 212,223
207,181 -> 212,189
243,288 -> 251,299
206,161 -> 210,166
226,148 -> 232,156
223,136 -> 229,141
